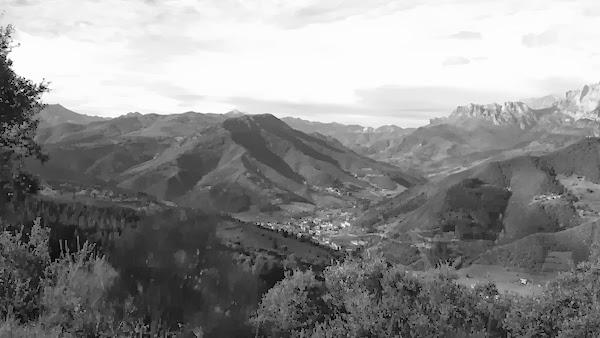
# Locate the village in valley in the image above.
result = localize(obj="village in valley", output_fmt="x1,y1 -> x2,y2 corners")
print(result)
254,209 -> 368,252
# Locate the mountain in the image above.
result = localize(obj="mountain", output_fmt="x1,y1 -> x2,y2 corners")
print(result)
37,104 -> 106,127
30,111 -> 423,215
281,117 -> 416,166
373,82 -> 600,177
439,101 -> 534,128
521,94 -> 562,110
274,83 -> 600,178
361,137 -> 600,271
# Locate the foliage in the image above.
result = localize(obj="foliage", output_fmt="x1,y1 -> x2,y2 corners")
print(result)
41,241 -> 118,336
503,261 -> 600,337
251,269 -> 327,337
1,203 -> 276,337
0,218 -> 49,322
252,257 -> 503,337
0,217 -> 179,337
253,253 -> 600,338
109,209 -> 261,336
0,24 -> 48,206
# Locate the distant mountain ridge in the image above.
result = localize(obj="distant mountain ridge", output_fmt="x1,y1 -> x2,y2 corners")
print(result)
38,104 -> 107,127
36,81 -> 600,180
438,101 -> 534,128
433,82 -> 600,129
372,81 -> 600,177
282,116 -> 416,170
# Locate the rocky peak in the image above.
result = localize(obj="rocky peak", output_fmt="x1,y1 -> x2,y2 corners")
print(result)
431,82 -> 600,129
559,82 -> 600,120
445,101 -> 535,128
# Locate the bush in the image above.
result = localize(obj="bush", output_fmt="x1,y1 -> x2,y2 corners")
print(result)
251,269 -> 327,337
41,242 -> 118,336
0,218 -> 49,322
0,218 -> 125,336
503,261 -> 600,337
252,257 -> 501,337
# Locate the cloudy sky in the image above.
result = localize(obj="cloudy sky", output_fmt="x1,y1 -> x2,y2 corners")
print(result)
2,0 -> 600,127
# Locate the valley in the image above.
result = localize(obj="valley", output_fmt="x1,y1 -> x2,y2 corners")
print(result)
4,3 -> 600,334
29,82 -> 600,279
8,81 -> 600,336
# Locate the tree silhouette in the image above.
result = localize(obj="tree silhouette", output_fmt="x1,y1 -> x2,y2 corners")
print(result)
0,25 -> 48,207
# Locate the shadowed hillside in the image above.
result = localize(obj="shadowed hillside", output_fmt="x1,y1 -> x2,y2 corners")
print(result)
363,138 -> 600,268
30,111 -> 424,216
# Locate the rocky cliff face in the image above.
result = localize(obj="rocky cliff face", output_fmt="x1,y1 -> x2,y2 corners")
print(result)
444,102 -> 535,129
432,82 -> 600,130
559,82 -> 600,120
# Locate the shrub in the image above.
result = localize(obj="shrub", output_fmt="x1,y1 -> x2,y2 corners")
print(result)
252,257 -> 500,337
41,242 -> 118,336
251,269 -> 327,337
0,219 -> 49,322
503,261 -> 600,337
0,218 -> 123,336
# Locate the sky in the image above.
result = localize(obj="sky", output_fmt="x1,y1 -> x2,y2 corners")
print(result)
2,0 -> 600,127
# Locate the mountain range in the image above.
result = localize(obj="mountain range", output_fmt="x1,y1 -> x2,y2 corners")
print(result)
31,107 -> 422,215
286,82 -> 600,178
360,137 -> 600,271
32,81 -> 600,272
37,104 -> 106,127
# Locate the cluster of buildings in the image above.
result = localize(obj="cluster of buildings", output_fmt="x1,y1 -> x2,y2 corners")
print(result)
530,193 -> 563,204
255,211 -> 356,251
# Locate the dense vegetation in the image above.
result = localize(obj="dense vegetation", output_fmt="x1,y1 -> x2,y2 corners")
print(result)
0,24 -> 47,207
252,258 -> 600,337
0,210 -> 288,337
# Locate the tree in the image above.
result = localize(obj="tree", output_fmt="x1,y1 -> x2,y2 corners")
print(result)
251,269 -> 327,337
0,24 -> 48,206
503,261 -> 600,337
252,258 -> 505,337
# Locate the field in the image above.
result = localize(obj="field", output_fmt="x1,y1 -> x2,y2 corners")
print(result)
454,264 -> 554,296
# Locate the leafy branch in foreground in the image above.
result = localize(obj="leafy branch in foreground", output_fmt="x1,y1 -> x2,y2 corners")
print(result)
0,24 -> 48,206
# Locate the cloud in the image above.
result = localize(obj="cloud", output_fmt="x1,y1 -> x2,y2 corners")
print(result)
354,85 -> 518,112
5,0 -> 600,128
447,31 -> 482,40
442,56 -> 471,66
100,79 -> 206,107
225,96 -> 430,128
279,0 -> 421,28
127,35 -> 227,62
9,0 -> 33,6
582,5 -> 600,17
522,29 -> 558,48
531,77 -> 588,95
202,0 -> 424,29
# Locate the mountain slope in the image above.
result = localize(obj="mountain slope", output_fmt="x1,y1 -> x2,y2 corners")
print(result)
275,83 -> 600,178
281,117 -> 416,168
30,112 -> 424,215
38,104 -> 106,127
362,138 -> 600,269
376,82 -> 600,177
